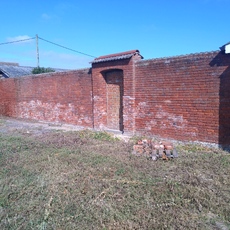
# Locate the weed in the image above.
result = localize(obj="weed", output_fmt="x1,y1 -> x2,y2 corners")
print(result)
0,127 -> 230,229
77,129 -> 119,142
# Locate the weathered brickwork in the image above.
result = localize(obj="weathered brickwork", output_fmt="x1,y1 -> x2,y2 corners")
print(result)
0,50 -> 230,147
0,69 -> 93,127
0,78 -> 17,116
135,51 -> 230,146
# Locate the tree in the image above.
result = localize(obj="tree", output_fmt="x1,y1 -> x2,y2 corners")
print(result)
32,67 -> 55,74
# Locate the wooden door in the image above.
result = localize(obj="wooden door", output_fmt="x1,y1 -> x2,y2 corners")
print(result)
105,70 -> 123,131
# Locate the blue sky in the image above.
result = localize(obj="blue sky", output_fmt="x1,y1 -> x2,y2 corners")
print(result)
0,0 -> 229,69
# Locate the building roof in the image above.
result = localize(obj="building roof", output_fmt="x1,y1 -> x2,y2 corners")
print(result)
0,64 -> 34,78
0,63 -> 69,78
92,50 -> 143,64
219,42 -> 230,52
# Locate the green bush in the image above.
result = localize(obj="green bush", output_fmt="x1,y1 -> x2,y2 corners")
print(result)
32,67 -> 55,74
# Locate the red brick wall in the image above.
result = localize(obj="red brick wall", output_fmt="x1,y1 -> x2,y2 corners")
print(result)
0,69 -> 93,127
0,51 -> 230,147
135,51 -> 230,146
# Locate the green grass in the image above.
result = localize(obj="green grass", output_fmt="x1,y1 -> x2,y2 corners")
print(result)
0,130 -> 230,229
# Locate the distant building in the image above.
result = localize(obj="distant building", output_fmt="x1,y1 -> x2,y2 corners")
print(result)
220,42 -> 230,54
0,62 -> 34,78
0,62 -> 69,78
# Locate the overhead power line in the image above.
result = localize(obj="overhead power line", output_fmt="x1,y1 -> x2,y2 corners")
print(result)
0,37 -> 36,45
38,36 -> 96,58
0,35 -> 96,58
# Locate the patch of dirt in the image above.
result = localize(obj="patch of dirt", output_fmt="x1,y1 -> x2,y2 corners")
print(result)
0,116 -> 131,141
0,116 -> 84,133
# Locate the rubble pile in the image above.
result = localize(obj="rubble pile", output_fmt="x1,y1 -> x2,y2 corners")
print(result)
132,139 -> 178,161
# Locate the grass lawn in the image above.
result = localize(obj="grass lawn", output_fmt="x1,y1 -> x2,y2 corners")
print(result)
0,127 -> 230,229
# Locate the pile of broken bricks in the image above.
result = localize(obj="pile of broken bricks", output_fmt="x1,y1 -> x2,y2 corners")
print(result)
132,139 -> 178,161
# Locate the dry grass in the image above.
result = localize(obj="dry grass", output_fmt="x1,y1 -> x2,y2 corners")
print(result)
0,128 -> 230,229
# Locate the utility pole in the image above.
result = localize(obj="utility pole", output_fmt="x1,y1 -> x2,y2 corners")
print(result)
36,34 -> 40,67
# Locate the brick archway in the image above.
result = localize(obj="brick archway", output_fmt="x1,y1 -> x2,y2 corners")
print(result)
91,50 -> 142,133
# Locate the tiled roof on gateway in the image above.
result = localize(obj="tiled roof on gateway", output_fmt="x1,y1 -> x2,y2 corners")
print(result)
92,50 -> 143,64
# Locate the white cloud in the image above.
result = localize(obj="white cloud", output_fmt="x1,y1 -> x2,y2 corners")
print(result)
1,37 -> 93,69
142,24 -> 157,32
56,2 -> 73,11
202,0 -> 230,3
41,3 -> 77,21
7,35 -> 34,44
39,51 -> 93,69
41,12 -> 59,22
0,49 -> 93,69
41,13 -> 52,20
55,2 -> 77,15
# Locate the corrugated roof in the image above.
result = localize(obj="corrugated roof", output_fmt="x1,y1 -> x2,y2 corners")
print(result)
0,64 -> 69,78
0,65 -> 34,78
92,50 -> 143,63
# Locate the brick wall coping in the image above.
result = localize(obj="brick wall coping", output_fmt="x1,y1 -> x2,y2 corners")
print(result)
0,68 -> 91,80
136,50 -> 220,64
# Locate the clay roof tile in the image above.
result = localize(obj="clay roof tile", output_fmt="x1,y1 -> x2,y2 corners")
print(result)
92,50 -> 143,63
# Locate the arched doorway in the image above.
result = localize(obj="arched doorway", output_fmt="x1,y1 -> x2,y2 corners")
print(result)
104,70 -> 123,131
